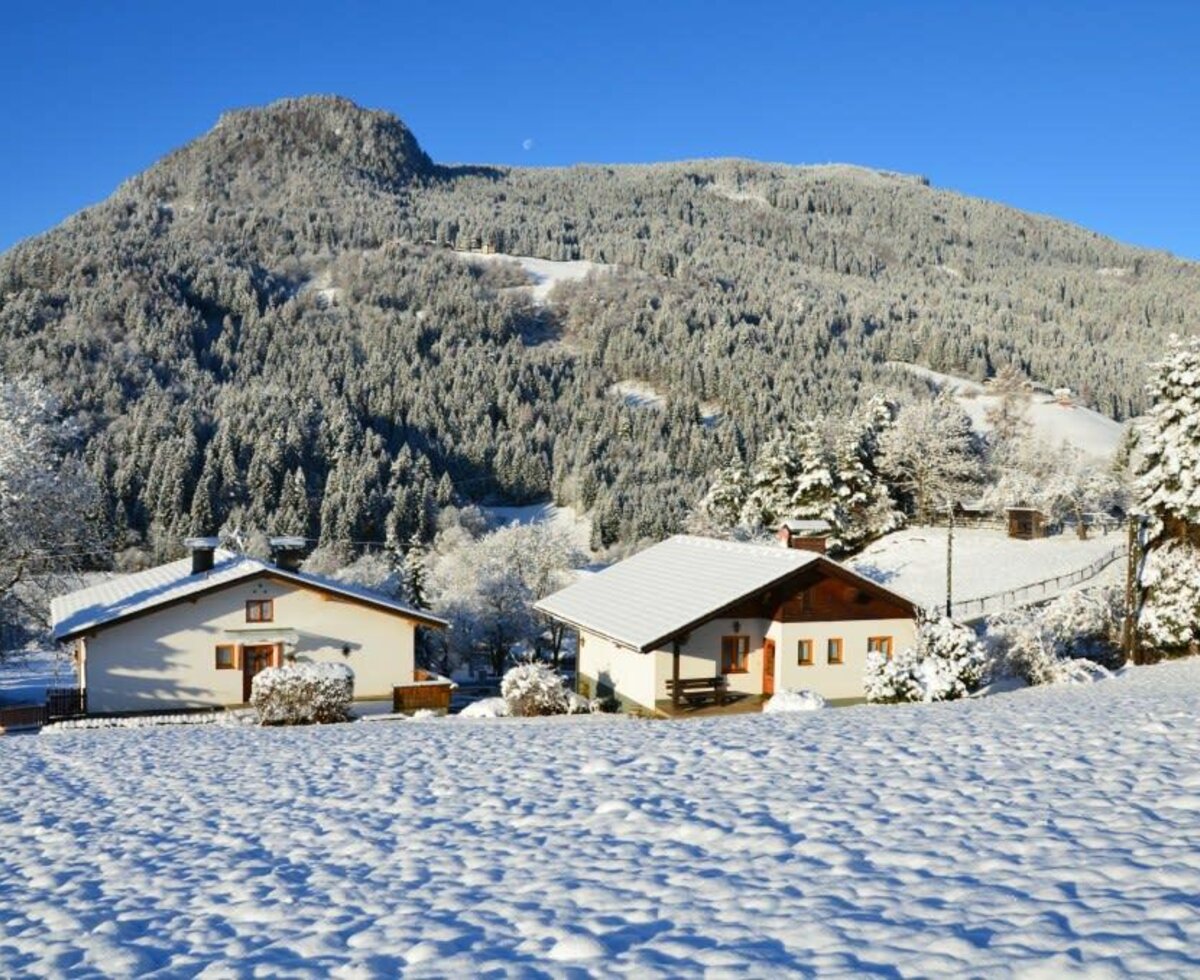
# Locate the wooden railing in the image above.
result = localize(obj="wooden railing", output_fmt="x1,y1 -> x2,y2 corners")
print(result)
46,687 -> 87,721
0,704 -> 48,732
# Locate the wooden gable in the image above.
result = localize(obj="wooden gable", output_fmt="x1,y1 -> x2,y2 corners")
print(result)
771,564 -> 913,623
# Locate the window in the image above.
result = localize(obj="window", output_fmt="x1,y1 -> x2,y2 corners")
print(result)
246,599 -> 273,623
215,645 -> 236,670
721,635 -> 750,674
827,638 -> 844,665
868,636 -> 893,660
797,639 -> 814,666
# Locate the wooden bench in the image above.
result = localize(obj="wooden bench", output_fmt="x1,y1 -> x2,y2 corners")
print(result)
666,676 -> 729,709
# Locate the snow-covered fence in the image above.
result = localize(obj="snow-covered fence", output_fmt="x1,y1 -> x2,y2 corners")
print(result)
942,543 -> 1127,621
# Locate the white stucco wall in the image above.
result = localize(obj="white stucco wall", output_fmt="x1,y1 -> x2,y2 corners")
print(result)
577,630 -> 656,710
82,576 -> 419,714
652,617 -> 773,701
774,617 -> 917,701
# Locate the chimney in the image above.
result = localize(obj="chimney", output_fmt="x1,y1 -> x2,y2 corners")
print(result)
269,536 -> 309,572
777,519 -> 831,555
184,537 -> 221,575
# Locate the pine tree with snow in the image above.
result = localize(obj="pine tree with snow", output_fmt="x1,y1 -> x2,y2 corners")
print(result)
789,421 -> 837,523
698,459 -> 750,530
833,396 -> 903,550
1135,334 -> 1200,655
1136,334 -> 1200,539
740,433 -> 800,529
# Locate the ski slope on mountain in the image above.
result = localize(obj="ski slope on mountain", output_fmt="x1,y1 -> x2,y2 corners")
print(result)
2,659 -> 1198,976
898,363 -> 1127,460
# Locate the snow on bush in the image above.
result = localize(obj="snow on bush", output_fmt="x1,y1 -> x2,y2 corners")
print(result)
763,689 -> 827,713
500,661 -> 573,717
250,662 -> 355,725
459,697 -> 511,719
1055,659 -> 1113,684
866,615 -> 985,704
987,586 -> 1123,685
1138,540 -> 1200,653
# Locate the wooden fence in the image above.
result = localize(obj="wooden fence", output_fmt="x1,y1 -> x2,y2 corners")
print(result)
46,687 -> 87,721
941,543 -> 1127,621
0,703 -> 48,732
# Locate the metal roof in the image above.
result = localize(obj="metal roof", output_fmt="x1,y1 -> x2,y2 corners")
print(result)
50,549 -> 448,642
534,535 -> 825,652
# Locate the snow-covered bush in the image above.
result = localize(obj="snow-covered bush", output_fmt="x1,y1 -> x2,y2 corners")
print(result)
865,616 -> 985,703
250,662 -> 355,725
500,661 -> 572,716
763,689 -> 827,713
986,587 -> 1123,685
459,697 -> 511,719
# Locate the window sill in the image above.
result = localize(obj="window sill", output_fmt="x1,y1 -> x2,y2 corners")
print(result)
722,668 -> 749,675
798,662 -> 814,667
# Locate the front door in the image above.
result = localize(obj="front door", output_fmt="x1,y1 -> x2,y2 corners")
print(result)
762,639 -> 776,697
242,645 -> 275,702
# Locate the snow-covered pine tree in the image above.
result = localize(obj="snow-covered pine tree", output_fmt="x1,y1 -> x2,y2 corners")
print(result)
1135,333 -> 1200,654
833,396 -> 903,550
789,421 -> 837,523
698,459 -> 750,530
740,433 -> 800,529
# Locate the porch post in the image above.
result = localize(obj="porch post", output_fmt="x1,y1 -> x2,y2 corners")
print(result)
672,640 -> 681,710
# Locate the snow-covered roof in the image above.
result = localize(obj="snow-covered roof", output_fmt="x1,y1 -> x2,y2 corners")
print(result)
535,535 -> 916,653
779,519 -> 832,534
51,549 -> 448,642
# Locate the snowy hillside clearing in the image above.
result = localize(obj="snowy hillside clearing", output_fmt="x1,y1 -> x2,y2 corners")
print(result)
455,252 -> 610,304
481,501 -> 593,553
852,526 -> 1124,615
610,379 -> 722,423
2,660 -> 1199,975
895,362 -> 1126,460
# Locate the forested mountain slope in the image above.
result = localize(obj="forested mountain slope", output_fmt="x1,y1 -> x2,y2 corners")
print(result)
1,95 -> 1196,558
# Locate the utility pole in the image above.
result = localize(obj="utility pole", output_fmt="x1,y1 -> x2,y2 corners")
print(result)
1123,515 -> 1140,665
946,503 -> 955,618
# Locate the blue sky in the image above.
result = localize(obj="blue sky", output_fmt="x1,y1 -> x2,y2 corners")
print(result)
2,1 -> 1198,257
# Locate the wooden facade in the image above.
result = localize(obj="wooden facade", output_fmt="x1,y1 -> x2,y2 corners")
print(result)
1007,507 -> 1047,540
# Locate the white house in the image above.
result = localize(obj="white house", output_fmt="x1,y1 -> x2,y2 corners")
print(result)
50,538 -> 448,715
535,535 -> 920,714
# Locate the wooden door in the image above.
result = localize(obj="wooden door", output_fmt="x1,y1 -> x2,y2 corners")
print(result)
762,639 -> 776,696
242,645 -> 275,702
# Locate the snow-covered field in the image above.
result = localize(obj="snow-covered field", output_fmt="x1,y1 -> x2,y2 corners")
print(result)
456,252 -> 610,304
0,649 -> 74,707
2,660 -> 1199,975
851,526 -> 1123,612
897,363 -> 1127,460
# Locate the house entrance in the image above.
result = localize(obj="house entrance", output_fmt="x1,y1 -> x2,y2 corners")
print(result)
762,638 -> 776,696
242,644 -> 276,702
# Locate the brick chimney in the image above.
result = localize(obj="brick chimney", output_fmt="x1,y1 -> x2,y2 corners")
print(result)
776,519 -> 831,555
184,537 -> 221,575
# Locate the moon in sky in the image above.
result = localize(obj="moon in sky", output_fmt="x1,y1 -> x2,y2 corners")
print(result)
522,138 -> 534,151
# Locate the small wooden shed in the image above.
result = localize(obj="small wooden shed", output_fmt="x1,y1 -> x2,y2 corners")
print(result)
1006,506 -> 1047,540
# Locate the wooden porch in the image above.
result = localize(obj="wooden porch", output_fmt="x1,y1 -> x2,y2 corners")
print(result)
654,693 -> 768,719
